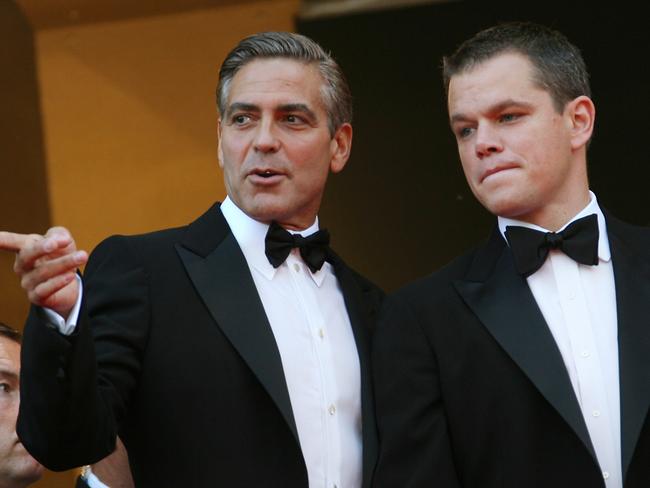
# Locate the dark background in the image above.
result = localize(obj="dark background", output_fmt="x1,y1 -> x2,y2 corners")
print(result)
300,1 -> 649,292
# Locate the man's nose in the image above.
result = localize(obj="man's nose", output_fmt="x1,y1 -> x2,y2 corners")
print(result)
474,125 -> 503,158
253,120 -> 280,153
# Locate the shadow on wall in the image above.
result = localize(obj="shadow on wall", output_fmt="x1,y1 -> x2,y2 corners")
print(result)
0,1 -> 51,328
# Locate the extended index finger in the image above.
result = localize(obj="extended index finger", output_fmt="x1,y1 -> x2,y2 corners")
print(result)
0,231 -> 33,253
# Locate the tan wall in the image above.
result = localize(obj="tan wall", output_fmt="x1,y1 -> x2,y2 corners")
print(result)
3,1 -> 299,486
1,2 -> 51,330
36,0 -> 300,254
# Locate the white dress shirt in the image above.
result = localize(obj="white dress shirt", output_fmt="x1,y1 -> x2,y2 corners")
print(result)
221,197 -> 362,488
80,466 -> 110,488
498,192 -> 621,488
50,197 -> 364,488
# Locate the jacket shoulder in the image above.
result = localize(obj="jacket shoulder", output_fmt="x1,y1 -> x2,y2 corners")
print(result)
606,211 -> 650,249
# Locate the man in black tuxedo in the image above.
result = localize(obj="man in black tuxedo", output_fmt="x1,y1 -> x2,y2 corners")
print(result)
0,32 -> 381,487
373,22 -> 649,488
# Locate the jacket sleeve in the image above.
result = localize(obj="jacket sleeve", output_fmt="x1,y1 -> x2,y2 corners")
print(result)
17,235 -> 150,471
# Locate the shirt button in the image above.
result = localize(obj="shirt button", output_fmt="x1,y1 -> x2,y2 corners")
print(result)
293,263 -> 300,273
318,328 -> 325,339
567,290 -> 576,300
593,410 -> 601,417
603,471 -> 610,479
328,404 -> 336,415
581,350 -> 590,358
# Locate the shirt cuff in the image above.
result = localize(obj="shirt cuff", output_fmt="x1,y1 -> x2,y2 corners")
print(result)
41,274 -> 83,336
81,466 -> 110,488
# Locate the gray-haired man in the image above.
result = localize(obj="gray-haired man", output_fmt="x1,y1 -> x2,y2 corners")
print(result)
1,32 -> 381,488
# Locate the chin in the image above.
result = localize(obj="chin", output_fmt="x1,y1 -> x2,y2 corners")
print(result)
2,461 -> 44,486
477,192 -> 526,219
22,460 -> 45,483
243,194 -> 287,217
246,206 -> 287,224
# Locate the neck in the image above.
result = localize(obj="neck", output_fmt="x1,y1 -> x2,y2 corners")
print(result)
514,189 -> 591,231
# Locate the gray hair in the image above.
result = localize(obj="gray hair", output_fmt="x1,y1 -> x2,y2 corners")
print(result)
443,21 -> 591,113
217,31 -> 352,136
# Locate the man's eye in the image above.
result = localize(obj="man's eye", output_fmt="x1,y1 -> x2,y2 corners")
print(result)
284,114 -> 305,124
500,113 -> 520,123
232,114 -> 250,125
0,383 -> 10,393
457,127 -> 474,139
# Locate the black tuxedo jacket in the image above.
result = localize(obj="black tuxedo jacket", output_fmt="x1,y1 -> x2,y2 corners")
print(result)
17,203 -> 382,487
372,213 -> 650,488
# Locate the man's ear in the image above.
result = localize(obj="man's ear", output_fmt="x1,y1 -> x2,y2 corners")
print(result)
329,123 -> 353,174
217,118 -> 224,168
566,96 -> 595,150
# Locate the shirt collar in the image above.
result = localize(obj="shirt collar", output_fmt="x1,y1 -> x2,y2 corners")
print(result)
220,196 -> 329,285
497,191 -> 611,262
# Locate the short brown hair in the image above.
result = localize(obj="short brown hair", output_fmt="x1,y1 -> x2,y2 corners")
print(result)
443,21 -> 591,113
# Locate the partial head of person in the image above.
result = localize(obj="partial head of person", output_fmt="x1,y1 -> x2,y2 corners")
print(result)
216,32 -> 353,230
443,21 -> 596,230
0,323 -> 43,488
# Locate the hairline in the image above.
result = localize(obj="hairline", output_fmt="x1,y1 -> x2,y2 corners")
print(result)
446,47 -> 572,114
219,56 -> 340,136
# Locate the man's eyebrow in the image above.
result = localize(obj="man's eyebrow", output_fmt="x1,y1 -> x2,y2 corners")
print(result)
488,99 -> 534,113
277,103 -> 317,120
0,368 -> 18,381
449,113 -> 471,125
225,102 -> 260,118
450,99 -> 534,125
225,102 -> 318,121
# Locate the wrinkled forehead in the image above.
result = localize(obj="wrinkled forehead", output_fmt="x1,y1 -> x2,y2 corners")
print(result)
227,58 -> 325,103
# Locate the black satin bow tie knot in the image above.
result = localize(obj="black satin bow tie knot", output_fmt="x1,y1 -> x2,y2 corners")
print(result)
264,221 -> 331,273
505,214 -> 599,277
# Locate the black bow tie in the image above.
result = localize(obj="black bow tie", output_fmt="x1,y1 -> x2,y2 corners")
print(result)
504,214 -> 599,277
264,221 -> 331,273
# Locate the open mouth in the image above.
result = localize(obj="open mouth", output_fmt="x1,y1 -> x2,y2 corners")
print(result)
256,169 -> 279,178
248,168 -> 284,184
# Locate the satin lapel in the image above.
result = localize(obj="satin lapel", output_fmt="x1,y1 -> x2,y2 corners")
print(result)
453,228 -> 596,461
608,218 -> 650,477
330,255 -> 378,488
175,206 -> 298,443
